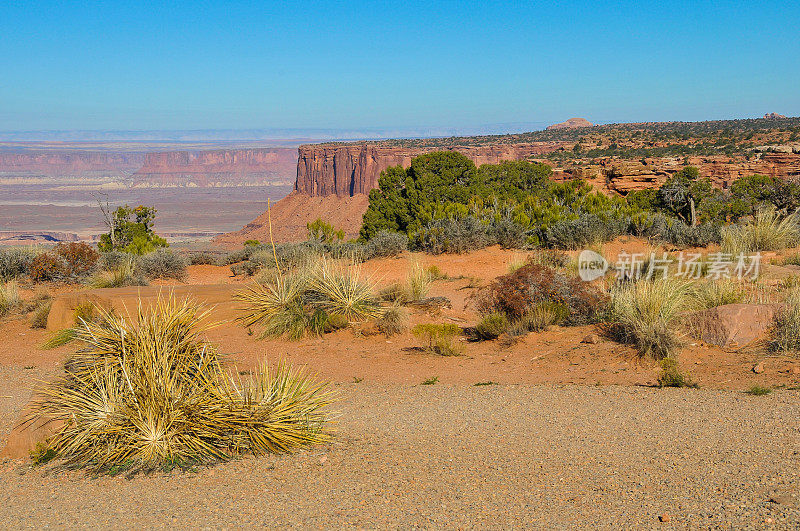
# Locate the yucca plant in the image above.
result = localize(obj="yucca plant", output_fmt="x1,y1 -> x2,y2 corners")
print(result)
610,277 -> 696,359
30,296 -> 334,472
307,257 -> 381,320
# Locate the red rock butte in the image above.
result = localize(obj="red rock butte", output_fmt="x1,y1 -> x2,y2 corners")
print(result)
217,116 -> 800,245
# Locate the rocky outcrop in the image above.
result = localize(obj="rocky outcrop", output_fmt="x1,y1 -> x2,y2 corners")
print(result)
295,142 -> 565,197
765,112 -> 787,119
546,118 -> 594,130
132,148 -> 297,187
551,152 -> 800,194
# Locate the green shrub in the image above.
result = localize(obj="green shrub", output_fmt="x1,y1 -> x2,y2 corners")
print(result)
137,249 -> 188,280
611,278 -> 696,359
412,323 -> 464,356
745,385 -> 772,396
0,248 -> 37,280
474,312 -> 509,340
657,358 -> 697,388
323,313 -> 350,333
30,296 -> 335,472
188,252 -> 221,266
544,214 -> 628,250
89,257 -> 145,288
412,217 -> 493,254
364,230 -> 408,259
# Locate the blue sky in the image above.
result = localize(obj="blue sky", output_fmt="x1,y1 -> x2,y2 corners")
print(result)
0,0 -> 798,132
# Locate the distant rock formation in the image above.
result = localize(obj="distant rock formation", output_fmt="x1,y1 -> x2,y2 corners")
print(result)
764,113 -> 787,119
132,148 -> 297,187
546,118 -> 594,130
295,142 -> 565,197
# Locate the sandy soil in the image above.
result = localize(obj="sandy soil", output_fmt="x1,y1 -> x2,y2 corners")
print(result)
1,245 -> 800,527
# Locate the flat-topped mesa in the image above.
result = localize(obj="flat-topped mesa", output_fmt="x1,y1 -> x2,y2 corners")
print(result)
133,148 -> 297,187
294,142 -> 566,197
546,117 -> 594,130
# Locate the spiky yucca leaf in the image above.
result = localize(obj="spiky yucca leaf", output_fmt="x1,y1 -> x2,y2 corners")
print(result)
30,295 -> 334,472
308,257 -> 381,320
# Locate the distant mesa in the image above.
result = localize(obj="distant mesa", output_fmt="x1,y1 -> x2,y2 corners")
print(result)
546,118 -> 594,130
764,112 -> 787,119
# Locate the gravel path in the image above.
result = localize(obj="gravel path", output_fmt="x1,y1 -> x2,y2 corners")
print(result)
1,384 -> 799,528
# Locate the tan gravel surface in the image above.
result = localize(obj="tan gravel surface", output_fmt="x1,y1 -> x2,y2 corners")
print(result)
1,378 -> 799,529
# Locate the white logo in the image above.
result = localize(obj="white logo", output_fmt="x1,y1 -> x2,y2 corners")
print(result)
578,249 -> 608,281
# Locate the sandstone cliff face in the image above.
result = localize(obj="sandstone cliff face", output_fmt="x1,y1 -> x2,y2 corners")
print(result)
133,148 -> 297,187
295,142 -> 565,197
552,152 -> 800,194
0,151 -> 144,174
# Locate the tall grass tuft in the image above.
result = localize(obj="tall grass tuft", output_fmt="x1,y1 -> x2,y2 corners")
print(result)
89,257 -> 144,288
610,277 -> 696,359
405,259 -> 432,302
30,296 -> 335,472
769,286 -> 800,354
691,279 -> 746,309
0,280 -> 21,317
721,207 -> 800,254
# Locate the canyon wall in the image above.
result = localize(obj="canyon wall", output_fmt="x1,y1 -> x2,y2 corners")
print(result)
132,148 -> 297,187
0,151 -> 144,176
554,152 -> 800,195
296,142 -> 800,199
295,142 -> 566,197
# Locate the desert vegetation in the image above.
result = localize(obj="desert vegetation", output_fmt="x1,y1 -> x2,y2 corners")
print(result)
29,296 -> 335,472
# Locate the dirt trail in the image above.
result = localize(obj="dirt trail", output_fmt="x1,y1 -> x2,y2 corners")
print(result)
1,383 -> 798,528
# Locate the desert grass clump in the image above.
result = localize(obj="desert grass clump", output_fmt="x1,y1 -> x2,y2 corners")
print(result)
412,323 -> 464,356
137,249 -> 188,280
721,207 -> 800,254
405,259 -> 432,302
745,385 -> 772,396
376,305 -> 409,337
30,296 -> 334,473
691,279 -> 746,309
474,312 -> 510,340
30,299 -> 52,329
0,280 -> 21,317
610,277 -> 696,359
509,301 -> 570,335
769,286 -> 800,354
656,357 -> 697,388
89,257 -> 145,288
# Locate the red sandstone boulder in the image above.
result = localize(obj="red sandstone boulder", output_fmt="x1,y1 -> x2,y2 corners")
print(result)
688,304 -> 781,348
